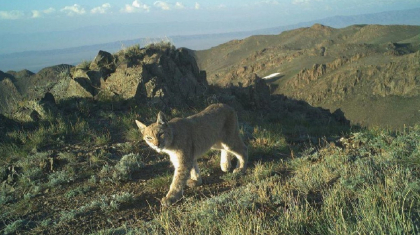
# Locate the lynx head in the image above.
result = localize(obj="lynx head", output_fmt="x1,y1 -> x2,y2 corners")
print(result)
135,112 -> 173,153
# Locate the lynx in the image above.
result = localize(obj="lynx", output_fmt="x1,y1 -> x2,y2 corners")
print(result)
135,103 -> 248,206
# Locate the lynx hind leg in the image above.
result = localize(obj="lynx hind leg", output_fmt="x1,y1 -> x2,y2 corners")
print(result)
222,142 -> 248,173
220,149 -> 233,172
187,161 -> 202,188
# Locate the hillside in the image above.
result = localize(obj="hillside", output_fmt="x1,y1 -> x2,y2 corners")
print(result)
192,24 -> 420,129
0,40 -> 419,234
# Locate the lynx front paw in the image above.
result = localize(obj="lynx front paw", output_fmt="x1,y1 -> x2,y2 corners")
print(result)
161,196 -> 176,207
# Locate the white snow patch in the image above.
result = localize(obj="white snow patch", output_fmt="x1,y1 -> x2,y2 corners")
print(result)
263,73 -> 281,79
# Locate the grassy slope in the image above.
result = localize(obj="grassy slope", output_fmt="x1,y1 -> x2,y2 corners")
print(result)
97,126 -> 420,235
1,96 -> 419,234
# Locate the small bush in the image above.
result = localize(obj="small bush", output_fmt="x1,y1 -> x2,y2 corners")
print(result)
47,170 -> 73,187
64,185 -> 92,199
58,152 -> 77,164
77,60 -> 91,70
112,153 -> 144,181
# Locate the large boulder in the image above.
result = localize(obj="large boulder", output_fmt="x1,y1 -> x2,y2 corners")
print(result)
49,77 -> 93,101
96,64 -> 148,101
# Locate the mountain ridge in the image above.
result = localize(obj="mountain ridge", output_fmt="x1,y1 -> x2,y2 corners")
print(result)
192,24 -> 420,129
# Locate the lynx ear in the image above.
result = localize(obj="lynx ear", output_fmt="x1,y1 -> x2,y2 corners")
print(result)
135,120 -> 147,134
157,112 -> 167,125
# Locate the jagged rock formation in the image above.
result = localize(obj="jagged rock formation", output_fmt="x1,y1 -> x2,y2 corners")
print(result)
193,24 -> 420,129
84,44 -> 208,107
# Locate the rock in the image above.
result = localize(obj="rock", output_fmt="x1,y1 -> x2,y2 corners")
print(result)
49,77 -> 93,101
89,50 -> 116,77
0,78 -> 22,114
17,64 -> 74,101
11,100 -> 49,122
98,65 -> 148,101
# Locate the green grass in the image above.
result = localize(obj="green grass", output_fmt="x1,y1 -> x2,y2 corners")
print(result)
93,126 -> 420,234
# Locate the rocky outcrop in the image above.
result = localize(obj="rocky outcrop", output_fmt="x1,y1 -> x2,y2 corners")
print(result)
0,44 -> 209,121
93,45 -> 208,108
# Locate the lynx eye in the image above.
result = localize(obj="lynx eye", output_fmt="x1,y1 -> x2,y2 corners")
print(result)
145,136 -> 153,141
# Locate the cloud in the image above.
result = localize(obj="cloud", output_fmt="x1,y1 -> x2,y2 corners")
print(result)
174,2 -> 185,9
0,10 -> 25,20
43,8 -> 56,14
31,10 -> 42,18
154,1 -> 171,10
31,8 -> 56,18
61,4 -> 86,16
91,3 -> 112,14
122,0 -> 150,13
0,8 -> 56,20
259,0 -> 280,4
195,2 -> 200,10
292,0 -> 312,4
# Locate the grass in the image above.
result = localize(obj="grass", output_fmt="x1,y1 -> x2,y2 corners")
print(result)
115,126 -> 419,235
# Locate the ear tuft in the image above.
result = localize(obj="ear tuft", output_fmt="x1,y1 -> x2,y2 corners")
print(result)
135,120 -> 147,134
157,112 -> 167,125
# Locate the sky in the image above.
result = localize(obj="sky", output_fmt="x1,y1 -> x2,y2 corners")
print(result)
1,0 -> 420,54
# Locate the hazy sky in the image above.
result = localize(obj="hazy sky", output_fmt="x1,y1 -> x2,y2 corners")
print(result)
1,0 -> 420,53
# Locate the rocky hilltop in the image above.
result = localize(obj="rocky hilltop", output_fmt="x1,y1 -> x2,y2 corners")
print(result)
193,24 -> 420,129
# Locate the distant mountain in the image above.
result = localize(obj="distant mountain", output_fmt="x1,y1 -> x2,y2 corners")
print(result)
255,7 -> 420,35
192,24 -> 420,129
1,7 -> 419,73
